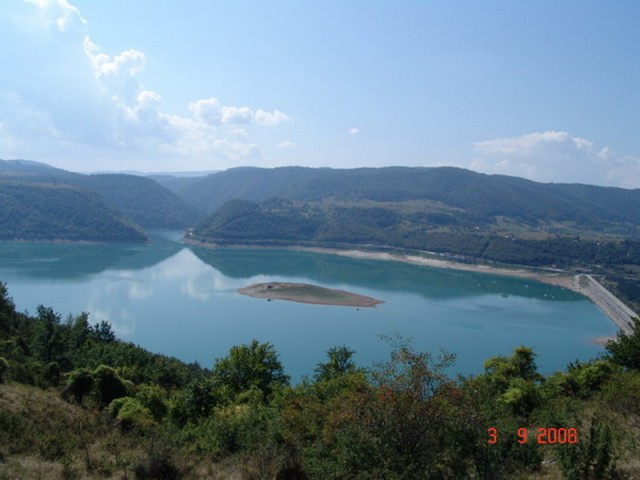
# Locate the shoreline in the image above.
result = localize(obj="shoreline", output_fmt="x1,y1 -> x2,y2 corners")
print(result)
300,246 -> 636,336
187,239 -> 636,336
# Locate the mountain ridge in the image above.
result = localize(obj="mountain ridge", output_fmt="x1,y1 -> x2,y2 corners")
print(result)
0,159 -> 199,230
180,166 -> 640,236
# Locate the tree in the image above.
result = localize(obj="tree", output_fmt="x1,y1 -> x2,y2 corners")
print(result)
307,338 -> 483,479
481,346 -> 543,418
558,414 -> 622,480
212,339 -> 289,400
135,384 -> 168,421
67,312 -> 91,350
314,345 -> 358,381
92,320 -> 116,343
31,305 -> 64,364
0,282 -> 16,335
184,379 -> 217,419
606,318 -> 640,370
108,397 -> 154,431
64,368 -> 94,405
92,365 -> 128,407
0,357 -> 9,383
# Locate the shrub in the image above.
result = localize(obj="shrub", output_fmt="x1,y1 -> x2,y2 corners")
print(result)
0,357 -> 8,383
93,365 -> 128,407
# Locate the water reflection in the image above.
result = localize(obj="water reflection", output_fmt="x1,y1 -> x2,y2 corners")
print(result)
0,234 -> 615,379
0,231 -> 182,279
190,246 -> 581,303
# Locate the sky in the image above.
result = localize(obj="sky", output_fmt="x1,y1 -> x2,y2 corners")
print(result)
0,1 -> 638,187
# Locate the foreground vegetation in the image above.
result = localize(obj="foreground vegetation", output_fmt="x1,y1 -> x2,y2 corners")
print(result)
1,280 -> 640,479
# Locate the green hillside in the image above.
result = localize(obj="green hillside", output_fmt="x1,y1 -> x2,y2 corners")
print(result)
0,182 -> 147,242
191,197 -> 640,268
0,160 -> 199,230
180,166 -> 640,236
75,174 -> 200,228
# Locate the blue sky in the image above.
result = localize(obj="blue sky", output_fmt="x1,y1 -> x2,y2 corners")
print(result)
1,1 -> 638,187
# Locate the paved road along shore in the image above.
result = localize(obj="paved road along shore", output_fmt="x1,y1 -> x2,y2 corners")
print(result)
575,274 -> 636,335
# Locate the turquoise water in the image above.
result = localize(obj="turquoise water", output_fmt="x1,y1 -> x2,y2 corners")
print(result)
0,231 -> 616,380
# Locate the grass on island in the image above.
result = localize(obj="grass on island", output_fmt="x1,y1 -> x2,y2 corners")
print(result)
238,282 -> 383,307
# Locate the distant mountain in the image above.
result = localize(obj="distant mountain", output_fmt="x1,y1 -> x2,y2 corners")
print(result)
0,159 -> 77,181
177,167 -> 329,213
74,174 -> 200,229
186,166 -> 640,273
0,159 -> 59,172
147,175 -> 210,195
181,166 -> 640,236
0,181 -> 147,242
190,196 -> 640,269
0,160 -> 200,229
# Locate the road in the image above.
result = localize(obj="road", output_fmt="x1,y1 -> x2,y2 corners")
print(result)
576,274 -> 636,335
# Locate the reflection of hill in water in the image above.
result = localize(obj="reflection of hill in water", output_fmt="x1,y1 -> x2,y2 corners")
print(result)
0,233 -> 183,279
190,247 -> 581,302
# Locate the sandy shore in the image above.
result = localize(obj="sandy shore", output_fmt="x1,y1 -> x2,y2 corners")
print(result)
238,282 -> 384,308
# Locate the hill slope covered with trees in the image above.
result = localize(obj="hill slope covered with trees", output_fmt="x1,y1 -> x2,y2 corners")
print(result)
0,159 -> 199,231
179,166 -> 640,236
0,182 -> 147,242
75,174 -> 200,229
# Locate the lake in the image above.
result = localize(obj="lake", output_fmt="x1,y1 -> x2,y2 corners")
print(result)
0,231 -> 616,380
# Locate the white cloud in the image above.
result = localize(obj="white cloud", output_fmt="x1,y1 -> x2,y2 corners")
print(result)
349,127 -> 359,135
189,97 -> 289,127
276,140 -> 295,149
84,37 -> 145,79
188,97 -> 222,125
25,0 -> 87,34
221,105 -> 254,124
470,131 -> 640,188
474,131 -> 592,156
1,0 -> 290,170
254,109 -> 289,127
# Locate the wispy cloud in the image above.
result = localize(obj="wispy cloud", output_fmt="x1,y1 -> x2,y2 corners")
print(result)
275,140 -> 295,149
470,131 -> 640,188
348,127 -> 359,135
0,0 -> 290,170
25,0 -> 87,33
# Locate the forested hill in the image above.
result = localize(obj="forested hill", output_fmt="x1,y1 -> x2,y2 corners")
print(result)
178,166 -> 640,235
74,174 -> 200,228
190,197 -> 640,267
0,182 -> 147,242
0,159 -> 199,229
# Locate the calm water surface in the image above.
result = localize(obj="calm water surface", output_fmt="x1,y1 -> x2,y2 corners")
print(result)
0,231 -> 616,380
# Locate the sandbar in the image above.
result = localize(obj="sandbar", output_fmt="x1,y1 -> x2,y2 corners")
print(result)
238,282 -> 384,308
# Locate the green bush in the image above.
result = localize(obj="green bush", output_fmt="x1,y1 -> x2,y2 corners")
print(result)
110,397 -> 154,431
92,365 -> 128,407
135,384 -> 168,421
0,357 -> 8,383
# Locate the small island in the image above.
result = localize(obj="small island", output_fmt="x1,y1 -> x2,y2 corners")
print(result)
238,282 -> 384,308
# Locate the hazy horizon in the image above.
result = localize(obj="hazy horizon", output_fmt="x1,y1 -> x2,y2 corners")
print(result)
1,1 -> 638,187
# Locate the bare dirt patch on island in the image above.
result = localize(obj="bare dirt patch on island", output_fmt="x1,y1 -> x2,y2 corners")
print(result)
238,282 -> 384,307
